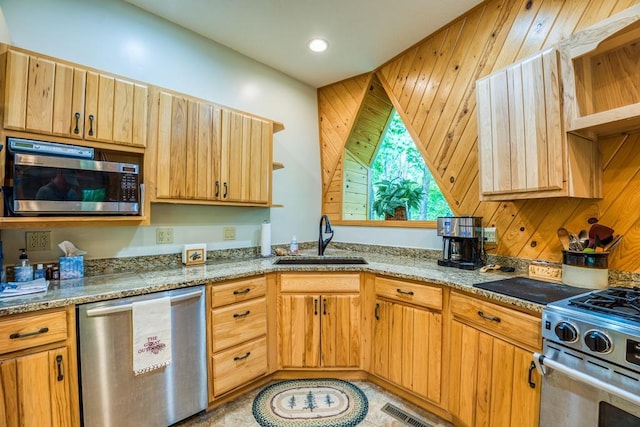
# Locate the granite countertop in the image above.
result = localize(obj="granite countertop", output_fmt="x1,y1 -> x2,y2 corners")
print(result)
0,248 -> 552,316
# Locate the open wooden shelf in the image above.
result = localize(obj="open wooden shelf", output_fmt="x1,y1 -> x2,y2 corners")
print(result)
0,215 -> 148,229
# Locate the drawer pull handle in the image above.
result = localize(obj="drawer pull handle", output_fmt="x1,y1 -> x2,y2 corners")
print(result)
10,327 -> 49,339
234,352 -> 251,361
233,310 -> 250,318
73,112 -> 81,134
396,288 -> 414,296
323,298 -> 328,315
375,303 -> 380,320
56,355 -> 64,381
88,114 -> 95,136
528,361 -> 536,389
477,311 -> 501,323
233,288 -> 251,295
314,299 -> 318,315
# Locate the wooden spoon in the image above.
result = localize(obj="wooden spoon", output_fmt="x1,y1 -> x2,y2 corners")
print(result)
557,228 -> 571,251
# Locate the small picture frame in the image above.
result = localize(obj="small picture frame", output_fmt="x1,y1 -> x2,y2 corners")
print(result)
185,248 -> 205,265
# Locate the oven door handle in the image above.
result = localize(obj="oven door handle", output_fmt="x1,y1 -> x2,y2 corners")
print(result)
533,352 -> 640,407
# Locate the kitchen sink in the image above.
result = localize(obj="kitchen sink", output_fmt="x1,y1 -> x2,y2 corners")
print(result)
273,257 -> 368,265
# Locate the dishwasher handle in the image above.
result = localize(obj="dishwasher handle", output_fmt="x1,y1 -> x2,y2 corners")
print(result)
85,289 -> 203,317
533,352 -> 640,407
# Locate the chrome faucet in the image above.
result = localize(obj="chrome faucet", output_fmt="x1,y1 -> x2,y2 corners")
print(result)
318,215 -> 334,256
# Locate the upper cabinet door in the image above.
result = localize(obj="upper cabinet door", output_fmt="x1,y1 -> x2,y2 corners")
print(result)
155,91 -> 221,201
220,110 -> 272,204
3,48 -> 147,147
477,48 -> 600,200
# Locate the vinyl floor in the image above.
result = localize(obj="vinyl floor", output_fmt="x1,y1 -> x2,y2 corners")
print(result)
175,380 -> 453,427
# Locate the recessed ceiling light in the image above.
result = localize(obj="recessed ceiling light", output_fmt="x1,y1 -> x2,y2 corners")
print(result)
308,38 -> 328,53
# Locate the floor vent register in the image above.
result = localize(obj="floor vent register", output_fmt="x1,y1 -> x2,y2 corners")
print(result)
381,403 -> 432,427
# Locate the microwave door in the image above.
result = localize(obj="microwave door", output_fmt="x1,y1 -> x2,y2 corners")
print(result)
12,153 -> 139,215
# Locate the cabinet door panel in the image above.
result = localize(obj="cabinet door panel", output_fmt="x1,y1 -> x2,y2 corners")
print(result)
69,68 -> 86,139
321,295 -> 360,368
449,319 -> 539,427
278,295 -> 320,368
83,71 -> 99,140
113,78 -> 134,144
372,300 -> 390,378
51,63 -> 74,136
132,84 -> 148,147
25,56 -> 56,134
195,103 -> 214,200
4,50 -> 29,130
95,75 -> 115,142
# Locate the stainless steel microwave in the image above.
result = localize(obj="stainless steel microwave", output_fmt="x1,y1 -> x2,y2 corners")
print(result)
7,138 -> 140,215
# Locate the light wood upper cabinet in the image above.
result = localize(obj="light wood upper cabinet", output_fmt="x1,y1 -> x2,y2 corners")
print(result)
448,291 -> 541,427
0,308 -> 79,427
477,47 -> 601,200
151,90 -> 274,205
278,273 -> 361,369
3,48 -> 148,147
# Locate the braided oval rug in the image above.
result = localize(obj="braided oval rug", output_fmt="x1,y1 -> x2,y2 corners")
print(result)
252,379 -> 368,427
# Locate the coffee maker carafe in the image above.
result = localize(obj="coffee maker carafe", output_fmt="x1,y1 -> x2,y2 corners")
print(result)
437,216 -> 484,270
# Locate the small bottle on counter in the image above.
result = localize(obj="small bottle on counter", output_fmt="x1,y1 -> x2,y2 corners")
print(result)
290,236 -> 299,254
52,266 -> 60,280
34,263 -> 45,279
45,264 -> 54,280
14,249 -> 33,282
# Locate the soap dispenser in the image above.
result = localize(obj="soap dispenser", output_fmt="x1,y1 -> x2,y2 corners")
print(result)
14,248 -> 33,282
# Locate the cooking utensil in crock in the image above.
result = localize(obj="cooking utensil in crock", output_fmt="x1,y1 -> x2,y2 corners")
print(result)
588,224 -> 614,249
557,228 -> 571,251
603,234 -> 623,252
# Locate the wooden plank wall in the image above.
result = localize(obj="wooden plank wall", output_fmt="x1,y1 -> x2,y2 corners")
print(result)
318,0 -> 640,271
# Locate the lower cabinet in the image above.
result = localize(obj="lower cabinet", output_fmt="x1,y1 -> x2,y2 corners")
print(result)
371,276 -> 443,404
0,308 -> 78,427
278,273 -> 361,369
447,291 -> 541,427
208,276 -> 268,400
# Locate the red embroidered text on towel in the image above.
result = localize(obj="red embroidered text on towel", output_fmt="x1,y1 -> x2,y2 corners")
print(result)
132,296 -> 172,375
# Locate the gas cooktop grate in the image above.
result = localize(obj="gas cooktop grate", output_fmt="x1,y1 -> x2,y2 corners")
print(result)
569,287 -> 640,322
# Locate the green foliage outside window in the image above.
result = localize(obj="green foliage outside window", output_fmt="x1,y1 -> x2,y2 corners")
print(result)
370,110 -> 452,220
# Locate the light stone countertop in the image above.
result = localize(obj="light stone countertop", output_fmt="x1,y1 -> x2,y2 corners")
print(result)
0,249 -> 551,317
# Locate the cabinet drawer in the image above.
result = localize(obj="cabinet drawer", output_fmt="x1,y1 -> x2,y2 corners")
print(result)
0,309 -> 68,354
213,337 -> 267,396
375,277 -> 442,311
211,298 -> 267,352
280,273 -> 360,293
450,291 -> 541,350
211,276 -> 266,308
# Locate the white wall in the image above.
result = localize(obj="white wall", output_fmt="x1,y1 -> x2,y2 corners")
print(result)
0,0 -> 324,263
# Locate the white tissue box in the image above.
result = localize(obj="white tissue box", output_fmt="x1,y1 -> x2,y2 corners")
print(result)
59,256 -> 84,279
182,244 -> 206,265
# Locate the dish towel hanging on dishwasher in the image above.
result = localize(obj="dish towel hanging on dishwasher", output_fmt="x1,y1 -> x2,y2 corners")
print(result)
132,296 -> 172,375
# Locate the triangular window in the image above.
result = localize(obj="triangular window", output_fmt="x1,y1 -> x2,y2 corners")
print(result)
343,109 -> 452,221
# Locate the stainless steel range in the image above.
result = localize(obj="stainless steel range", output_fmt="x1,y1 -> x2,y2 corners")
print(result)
534,287 -> 640,427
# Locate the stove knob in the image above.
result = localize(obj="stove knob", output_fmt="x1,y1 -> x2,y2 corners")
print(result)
584,330 -> 612,353
554,322 -> 578,342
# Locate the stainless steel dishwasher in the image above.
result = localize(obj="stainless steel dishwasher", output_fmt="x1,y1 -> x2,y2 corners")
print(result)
77,286 -> 207,427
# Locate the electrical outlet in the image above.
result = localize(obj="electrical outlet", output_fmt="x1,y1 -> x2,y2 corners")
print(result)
25,231 -> 51,252
156,228 -> 174,244
223,226 -> 236,240
484,227 -> 497,244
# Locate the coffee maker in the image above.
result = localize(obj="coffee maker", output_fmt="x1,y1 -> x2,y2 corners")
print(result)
437,216 -> 484,270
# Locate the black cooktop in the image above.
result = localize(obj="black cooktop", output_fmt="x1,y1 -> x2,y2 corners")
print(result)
473,277 -> 592,305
